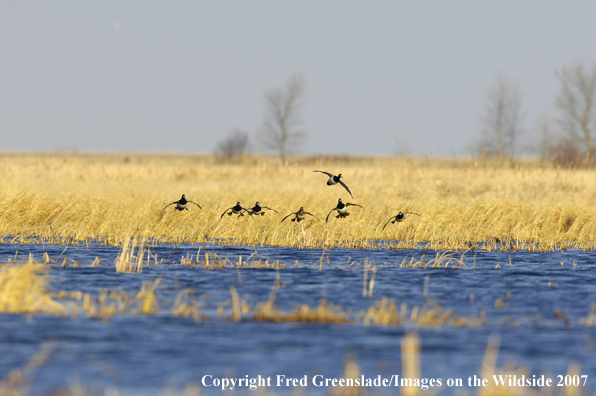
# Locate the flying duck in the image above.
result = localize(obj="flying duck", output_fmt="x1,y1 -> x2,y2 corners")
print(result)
162,194 -> 202,212
313,170 -> 353,198
249,202 -> 279,216
325,198 -> 363,223
381,211 -> 422,231
281,207 -> 318,223
220,202 -> 252,219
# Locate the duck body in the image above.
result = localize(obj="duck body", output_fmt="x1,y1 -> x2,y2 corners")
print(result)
249,202 -> 279,216
231,203 -> 244,215
313,170 -> 353,198
327,174 -> 341,186
175,195 -> 189,211
381,211 -> 422,231
336,200 -> 347,215
281,207 -> 317,223
325,198 -> 363,222
163,194 -> 202,212
294,208 -> 307,222
220,202 -> 252,219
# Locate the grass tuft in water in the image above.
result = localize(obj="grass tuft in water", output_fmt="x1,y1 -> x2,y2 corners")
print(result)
0,261 -> 68,316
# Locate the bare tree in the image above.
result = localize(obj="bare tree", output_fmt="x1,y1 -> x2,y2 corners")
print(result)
259,74 -> 307,162
474,74 -> 524,156
555,62 -> 596,154
533,113 -> 555,160
214,129 -> 250,159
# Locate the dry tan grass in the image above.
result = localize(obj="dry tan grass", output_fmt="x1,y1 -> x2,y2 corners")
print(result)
2,258 -> 592,330
55,278 -> 163,322
0,261 -> 68,315
253,282 -> 352,324
1,152 -> 595,249
360,296 -> 486,327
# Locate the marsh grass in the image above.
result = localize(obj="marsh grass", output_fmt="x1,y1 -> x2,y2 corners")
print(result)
1,256 -> 586,329
55,278 -> 163,322
114,237 -> 148,272
3,253 -> 592,328
0,261 -> 481,327
360,296 -> 486,327
253,277 -> 351,324
0,261 -> 68,315
0,153 -> 595,250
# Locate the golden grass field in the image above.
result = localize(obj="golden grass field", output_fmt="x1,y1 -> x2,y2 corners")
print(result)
1,152 -> 595,250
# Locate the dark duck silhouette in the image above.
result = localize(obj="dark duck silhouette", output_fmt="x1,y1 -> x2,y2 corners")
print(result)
249,202 -> 279,216
220,202 -> 252,219
162,194 -> 202,212
313,170 -> 353,198
381,211 -> 421,231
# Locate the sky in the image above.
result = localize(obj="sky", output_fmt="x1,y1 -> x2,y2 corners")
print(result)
1,2 -> 595,156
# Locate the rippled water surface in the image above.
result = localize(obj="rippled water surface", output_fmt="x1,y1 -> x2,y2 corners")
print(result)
1,242 -> 596,395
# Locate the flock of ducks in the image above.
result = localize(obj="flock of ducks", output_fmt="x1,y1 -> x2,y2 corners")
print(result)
162,170 -> 421,230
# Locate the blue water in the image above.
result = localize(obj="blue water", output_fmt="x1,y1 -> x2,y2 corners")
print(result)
1,242 -> 595,395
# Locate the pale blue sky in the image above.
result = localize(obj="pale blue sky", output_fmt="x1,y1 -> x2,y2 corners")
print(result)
1,2 -> 595,156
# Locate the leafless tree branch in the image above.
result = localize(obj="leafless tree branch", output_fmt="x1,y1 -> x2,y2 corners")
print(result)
259,74 -> 307,162
555,62 -> 596,153
473,74 -> 524,157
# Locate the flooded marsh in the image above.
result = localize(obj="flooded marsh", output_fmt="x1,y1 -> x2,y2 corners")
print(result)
1,241 -> 595,395
1,153 -> 596,394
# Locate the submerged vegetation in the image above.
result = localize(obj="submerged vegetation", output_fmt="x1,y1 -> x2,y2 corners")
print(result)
0,281 -> 589,396
0,152 -> 595,250
2,259 -> 595,330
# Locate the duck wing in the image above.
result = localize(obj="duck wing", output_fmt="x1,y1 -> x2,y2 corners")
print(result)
261,206 -> 279,214
339,180 -> 353,198
241,207 -> 254,218
281,212 -> 296,223
313,170 -> 333,177
382,216 -> 396,231
346,202 -> 363,209
304,211 -> 319,221
404,212 -> 422,217
162,201 -> 178,212
188,200 -> 202,210
220,207 -> 233,219
325,207 -> 337,223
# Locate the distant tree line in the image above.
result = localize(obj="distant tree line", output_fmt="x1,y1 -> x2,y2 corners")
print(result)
214,74 -> 307,163
216,63 -> 596,166
473,61 -> 596,166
